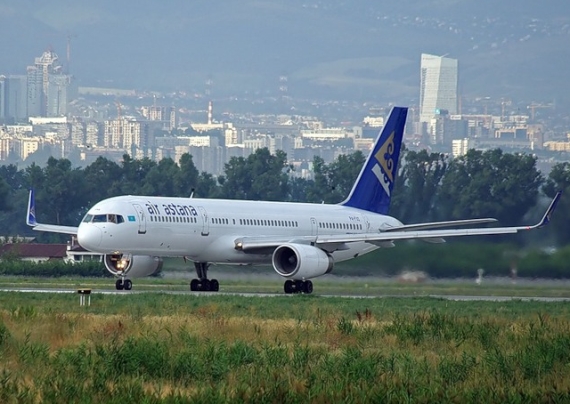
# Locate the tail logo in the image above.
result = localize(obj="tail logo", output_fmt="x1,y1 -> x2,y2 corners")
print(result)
371,131 -> 396,196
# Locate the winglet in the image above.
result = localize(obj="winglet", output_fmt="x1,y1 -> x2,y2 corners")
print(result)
534,191 -> 561,229
26,189 -> 37,226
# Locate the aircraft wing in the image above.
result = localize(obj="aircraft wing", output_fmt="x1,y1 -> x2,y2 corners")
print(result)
236,192 -> 561,253
26,189 -> 79,235
381,218 -> 497,232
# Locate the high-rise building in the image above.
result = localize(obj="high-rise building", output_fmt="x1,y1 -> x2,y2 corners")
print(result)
140,105 -> 177,130
104,118 -> 149,150
26,50 -> 72,118
1,75 -> 27,123
0,77 -> 5,121
47,75 -> 71,116
419,54 -> 458,124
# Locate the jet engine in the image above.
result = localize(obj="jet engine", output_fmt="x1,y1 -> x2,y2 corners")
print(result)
272,243 -> 333,280
104,254 -> 163,278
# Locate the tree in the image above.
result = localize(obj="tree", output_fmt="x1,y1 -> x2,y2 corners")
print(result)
543,162 -> 570,245
326,151 -> 366,201
304,152 -> 365,204
0,177 -> 11,212
288,177 -> 311,202
391,150 -> 448,223
437,149 -> 542,225
141,158 -> 180,196
174,154 -> 200,197
0,164 -> 25,191
304,156 -> 330,203
119,154 -> 157,195
83,157 -> 123,203
196,172 -> 221,198
221,148 -> 290,201
40,157 -> 87,225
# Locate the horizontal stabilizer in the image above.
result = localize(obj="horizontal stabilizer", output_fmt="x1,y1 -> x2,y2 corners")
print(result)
26,189 -> 78,235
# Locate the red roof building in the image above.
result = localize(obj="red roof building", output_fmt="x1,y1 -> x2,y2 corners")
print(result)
0,243 -> 68,263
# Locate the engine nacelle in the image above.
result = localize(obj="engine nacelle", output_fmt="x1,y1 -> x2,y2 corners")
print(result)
272,243 -> 334,280
104,254 -> 163,278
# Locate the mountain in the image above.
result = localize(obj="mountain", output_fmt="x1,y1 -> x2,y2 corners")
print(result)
1,0 -> 569,104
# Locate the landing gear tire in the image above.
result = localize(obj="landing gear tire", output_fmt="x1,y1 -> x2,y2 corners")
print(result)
284,280 -> 313,294
284,280 -> 294,294
116,279 -> 132,291
189,262 -> 220,292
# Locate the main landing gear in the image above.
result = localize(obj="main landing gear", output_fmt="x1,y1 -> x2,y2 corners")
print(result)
284,280 -> 313,294
115,278 -> 132,291
190,262 -> 219,292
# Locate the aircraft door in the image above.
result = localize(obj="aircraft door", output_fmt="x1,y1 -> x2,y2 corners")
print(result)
198,206 -> 209,236
310,217 -> 318,236
132,204 -> 147,234
362,215 -> 371,232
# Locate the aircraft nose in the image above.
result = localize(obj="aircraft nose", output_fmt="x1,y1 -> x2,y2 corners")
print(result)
77,224 -> 102,251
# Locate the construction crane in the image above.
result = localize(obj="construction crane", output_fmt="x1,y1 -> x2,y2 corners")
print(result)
527,102 -> 554,121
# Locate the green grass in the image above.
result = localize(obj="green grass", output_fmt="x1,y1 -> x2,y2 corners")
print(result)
1,292 -> 570,402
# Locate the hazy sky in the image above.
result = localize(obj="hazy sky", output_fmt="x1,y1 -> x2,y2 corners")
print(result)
1,0 -> 569,103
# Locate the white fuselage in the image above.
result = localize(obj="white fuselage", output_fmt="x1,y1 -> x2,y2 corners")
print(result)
77,196 -> 403,264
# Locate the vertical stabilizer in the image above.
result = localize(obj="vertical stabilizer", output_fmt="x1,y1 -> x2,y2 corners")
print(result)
27,189 -> 37,226
340,106 -> 408,214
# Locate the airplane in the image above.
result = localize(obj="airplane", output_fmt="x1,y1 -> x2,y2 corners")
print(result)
26,106 -> 561,294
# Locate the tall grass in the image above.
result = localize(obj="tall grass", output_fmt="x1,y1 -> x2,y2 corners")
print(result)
1,292 -> 570,402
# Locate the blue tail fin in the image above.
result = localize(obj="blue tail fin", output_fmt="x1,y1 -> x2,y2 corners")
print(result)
26,189 -> 37,226
340,106 -> 408,215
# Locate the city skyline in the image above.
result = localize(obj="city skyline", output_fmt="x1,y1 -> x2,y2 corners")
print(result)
0,45 -> 567,182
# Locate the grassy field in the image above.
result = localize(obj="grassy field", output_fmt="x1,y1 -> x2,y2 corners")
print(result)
1,289 -> 570,402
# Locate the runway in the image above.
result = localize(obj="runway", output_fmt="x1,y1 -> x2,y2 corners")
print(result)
1,287 -> 570,302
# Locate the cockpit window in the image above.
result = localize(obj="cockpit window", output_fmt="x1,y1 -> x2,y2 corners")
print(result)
92,214 -> 107,223
89,214 -> 125,224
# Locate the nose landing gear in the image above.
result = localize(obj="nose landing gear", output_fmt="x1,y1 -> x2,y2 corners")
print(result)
115,278 -> 132,290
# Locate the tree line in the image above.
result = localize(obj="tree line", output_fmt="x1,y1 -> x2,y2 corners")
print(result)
0,147 -> 569,246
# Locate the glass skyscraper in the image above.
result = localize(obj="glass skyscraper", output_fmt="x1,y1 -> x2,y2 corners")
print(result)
419,53 -> 458,124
